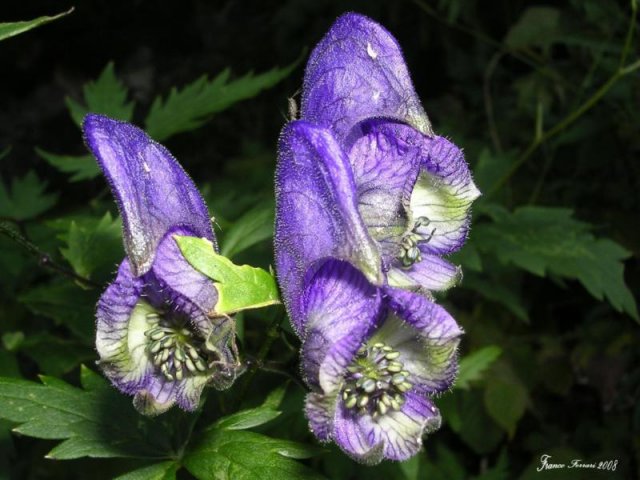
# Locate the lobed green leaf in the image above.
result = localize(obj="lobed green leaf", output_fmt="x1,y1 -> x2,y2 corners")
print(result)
176,235 -> 280,315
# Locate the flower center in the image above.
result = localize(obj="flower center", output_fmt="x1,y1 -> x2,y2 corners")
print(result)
144,313 -> 210,381
341,342 -> 413,418
398,216 -> 435,268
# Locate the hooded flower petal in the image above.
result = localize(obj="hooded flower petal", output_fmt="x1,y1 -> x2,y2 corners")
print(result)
333,391 -> 441,463
275,120 -> 381,334
83,114 -> 215,277
300,259 -> 381,391
302,13 -> 432,142
347,119 -> 420,262
146,226 -> 218,332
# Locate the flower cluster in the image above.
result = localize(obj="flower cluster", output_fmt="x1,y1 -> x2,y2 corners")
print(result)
84,114 -> 239,415
275,13 -> 479,463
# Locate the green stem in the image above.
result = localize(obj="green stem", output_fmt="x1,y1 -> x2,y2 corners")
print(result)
238,314 -> 284,398
0,220 -> 99,287
487,2 -> 639,198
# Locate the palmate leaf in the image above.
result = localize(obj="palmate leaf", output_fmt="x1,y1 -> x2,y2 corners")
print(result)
59,212 -> 123,281
176,235 -> 280,315
116,386 -> 321,480
455,346 -> 502,390
36,149 -> 100,182
145,59 -> 300,141
66,62 -> 135,127
0,8 -> 72,42
0,366 -> 174,460
0,171 -> 58,221
473,205 -> 638,320
183,430 -> 325,480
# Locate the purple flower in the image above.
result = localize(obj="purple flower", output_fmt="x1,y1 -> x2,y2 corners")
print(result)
300,260 -> 461,463
274,13 -> 471,462
84,114 -> 238,415
276,14 -> 480,336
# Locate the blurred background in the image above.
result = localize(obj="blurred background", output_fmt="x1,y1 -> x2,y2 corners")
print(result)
0,1 -> 638,479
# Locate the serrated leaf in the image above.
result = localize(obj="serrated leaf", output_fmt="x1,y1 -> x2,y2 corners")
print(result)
145,59 -> 300,141
0,171 -> 58,221
455,346 -> 502,390
66,62 -> 134,127
18,280 -> 98,339
183,429 -> 325,480
473,206 -> 638,320
484,378 -> 528,437
0,367 -> 174,459
220,202 -> 274,258
0,8 -> 72,42
59,212 -> 122,281
37,149 -> 100,182
115,461 -> 179,480
176,235 -> 280,315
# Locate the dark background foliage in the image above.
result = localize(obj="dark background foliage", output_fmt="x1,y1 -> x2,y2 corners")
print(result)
0,0 -> 638,479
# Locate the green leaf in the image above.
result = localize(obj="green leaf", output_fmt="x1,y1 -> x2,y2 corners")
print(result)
176,235 -> 280,315
19,280 -> 97,339
484,377 -> 528,437
145,59 -> 300,141
473,206 -> 639,320
220,202 -> 274,258
214,407 -> 281,431
0,367 -> 174,459
504,7 -> 561,50
65,62 -> 134,127
0,8 -> 72,42
183,429 -> 325,480
463,274 -> 529,322
8,333 -> 94,376
0,171 -> 58,221
36,149 -> 100,182
115,462 -> 179,480
59,212 -> 123,281
455,346 -> 502,390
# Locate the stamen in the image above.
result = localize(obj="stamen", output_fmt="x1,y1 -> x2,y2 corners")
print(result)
398,216 -> 437,268
341,341 -> 412,419
144,314 -> 213,381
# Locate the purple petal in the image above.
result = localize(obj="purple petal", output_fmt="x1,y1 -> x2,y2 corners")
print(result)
305,392 -> 334,442
302,13 -> 432,142
145,226 -> 218,334
378,287 -> 463,393
347,119 -> 420,262
83,114 -> 215,276
410,135 -> 481,255
300,259 -> 381,391
96,261 -> 179,414
275,120 -> 381,335
387,254 -> 462,293
333,391 -> 441,464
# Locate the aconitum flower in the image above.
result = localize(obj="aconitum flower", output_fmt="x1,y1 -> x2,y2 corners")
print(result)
300,260 -> 461,463
274,13 -> 469,463
276,14 -> 480,335
84,114 -> 238,415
